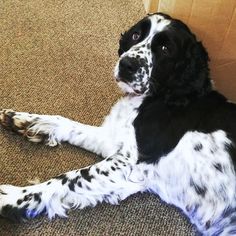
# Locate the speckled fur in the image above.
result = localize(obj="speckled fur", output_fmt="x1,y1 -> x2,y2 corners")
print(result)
1,13 -> 236,236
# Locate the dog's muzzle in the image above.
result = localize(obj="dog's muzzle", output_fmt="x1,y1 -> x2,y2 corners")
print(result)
114,52 -> 151,95
117,56 -> 140,82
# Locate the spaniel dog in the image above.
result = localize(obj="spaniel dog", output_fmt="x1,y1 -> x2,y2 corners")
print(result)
1,13 -> 236,236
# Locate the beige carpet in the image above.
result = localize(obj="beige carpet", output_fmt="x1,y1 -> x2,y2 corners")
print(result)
0,1 -> 196,235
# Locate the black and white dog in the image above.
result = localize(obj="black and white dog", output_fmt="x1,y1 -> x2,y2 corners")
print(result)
1,13 -> 236,235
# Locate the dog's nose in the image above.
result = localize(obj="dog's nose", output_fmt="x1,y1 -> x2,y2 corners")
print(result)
119,57 -> 139,73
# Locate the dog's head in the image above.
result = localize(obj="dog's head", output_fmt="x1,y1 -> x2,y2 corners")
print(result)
115,13 -> 211,105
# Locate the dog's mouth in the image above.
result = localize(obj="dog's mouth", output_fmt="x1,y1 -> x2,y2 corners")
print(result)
133,88 -> 145,95
115,77 -> 148,96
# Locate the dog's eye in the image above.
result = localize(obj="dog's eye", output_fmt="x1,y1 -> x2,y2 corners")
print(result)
161,45 -> 168,51
161,45 -> 169,55
132,32 -> 140,41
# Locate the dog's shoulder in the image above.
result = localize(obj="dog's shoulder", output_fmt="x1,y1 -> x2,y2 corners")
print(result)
134,91 -> 236,163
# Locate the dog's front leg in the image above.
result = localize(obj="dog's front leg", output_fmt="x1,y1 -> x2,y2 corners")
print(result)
0,154 -> 145,221
0,109 -> 114,157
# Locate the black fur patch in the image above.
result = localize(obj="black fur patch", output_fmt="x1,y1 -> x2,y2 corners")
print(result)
23,194 -> 33,202
1,204 -> 28,222
68,176 -> 80,191
213,163 -> 223,172
53,174 -> 68,185
101,171 -> 109,176
190,178 -> 207,197
80,168 -> 94,182
118,18 -> 151,56
134,91 -> 236,164
17,199 -> 23,205
86,185 -> 91,191
117,160 -> 125,164
34,193 -> 42,203
194,143 -> 203,151
62,178 -> 68,185
68,181 -> 75,191
205,220 -> 211,229
230,215 -> 236,224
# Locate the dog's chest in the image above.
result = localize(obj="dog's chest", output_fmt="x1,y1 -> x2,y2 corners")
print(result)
102,96 -> 144,154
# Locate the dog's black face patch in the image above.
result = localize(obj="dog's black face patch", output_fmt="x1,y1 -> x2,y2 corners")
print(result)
115,13 -> 211,102
118,18 -> 151,57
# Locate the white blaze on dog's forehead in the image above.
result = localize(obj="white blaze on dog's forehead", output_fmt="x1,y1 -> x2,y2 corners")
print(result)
148,14 -> 171,35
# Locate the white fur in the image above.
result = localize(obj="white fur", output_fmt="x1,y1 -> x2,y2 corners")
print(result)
1,96 -> 235,236
139,131 -> 236,235
1,14 -> 236,236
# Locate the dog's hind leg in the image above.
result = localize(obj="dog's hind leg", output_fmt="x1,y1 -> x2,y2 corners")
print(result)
0,153 -> 145,222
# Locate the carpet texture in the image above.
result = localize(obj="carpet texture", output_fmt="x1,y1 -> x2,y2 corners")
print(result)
0,1 -> 196,235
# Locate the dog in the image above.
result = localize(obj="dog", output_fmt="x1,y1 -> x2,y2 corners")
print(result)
1,12 -> 236,235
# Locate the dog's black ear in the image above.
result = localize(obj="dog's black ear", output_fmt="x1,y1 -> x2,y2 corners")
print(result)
187,40 -> 211,93
171,40 -> 211,105
190,40 -> 209,66
160,39 -> 212,107
170,20 -> 211,96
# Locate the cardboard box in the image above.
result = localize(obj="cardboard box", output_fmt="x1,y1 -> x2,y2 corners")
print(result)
143,0 -> 236,101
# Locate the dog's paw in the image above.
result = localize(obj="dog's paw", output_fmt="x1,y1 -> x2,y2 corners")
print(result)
0,109 -> 44,143
0,184 -> 46,221
0,185 -> 32,221
0,109 -> 58,145
0,109 -> 32,133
